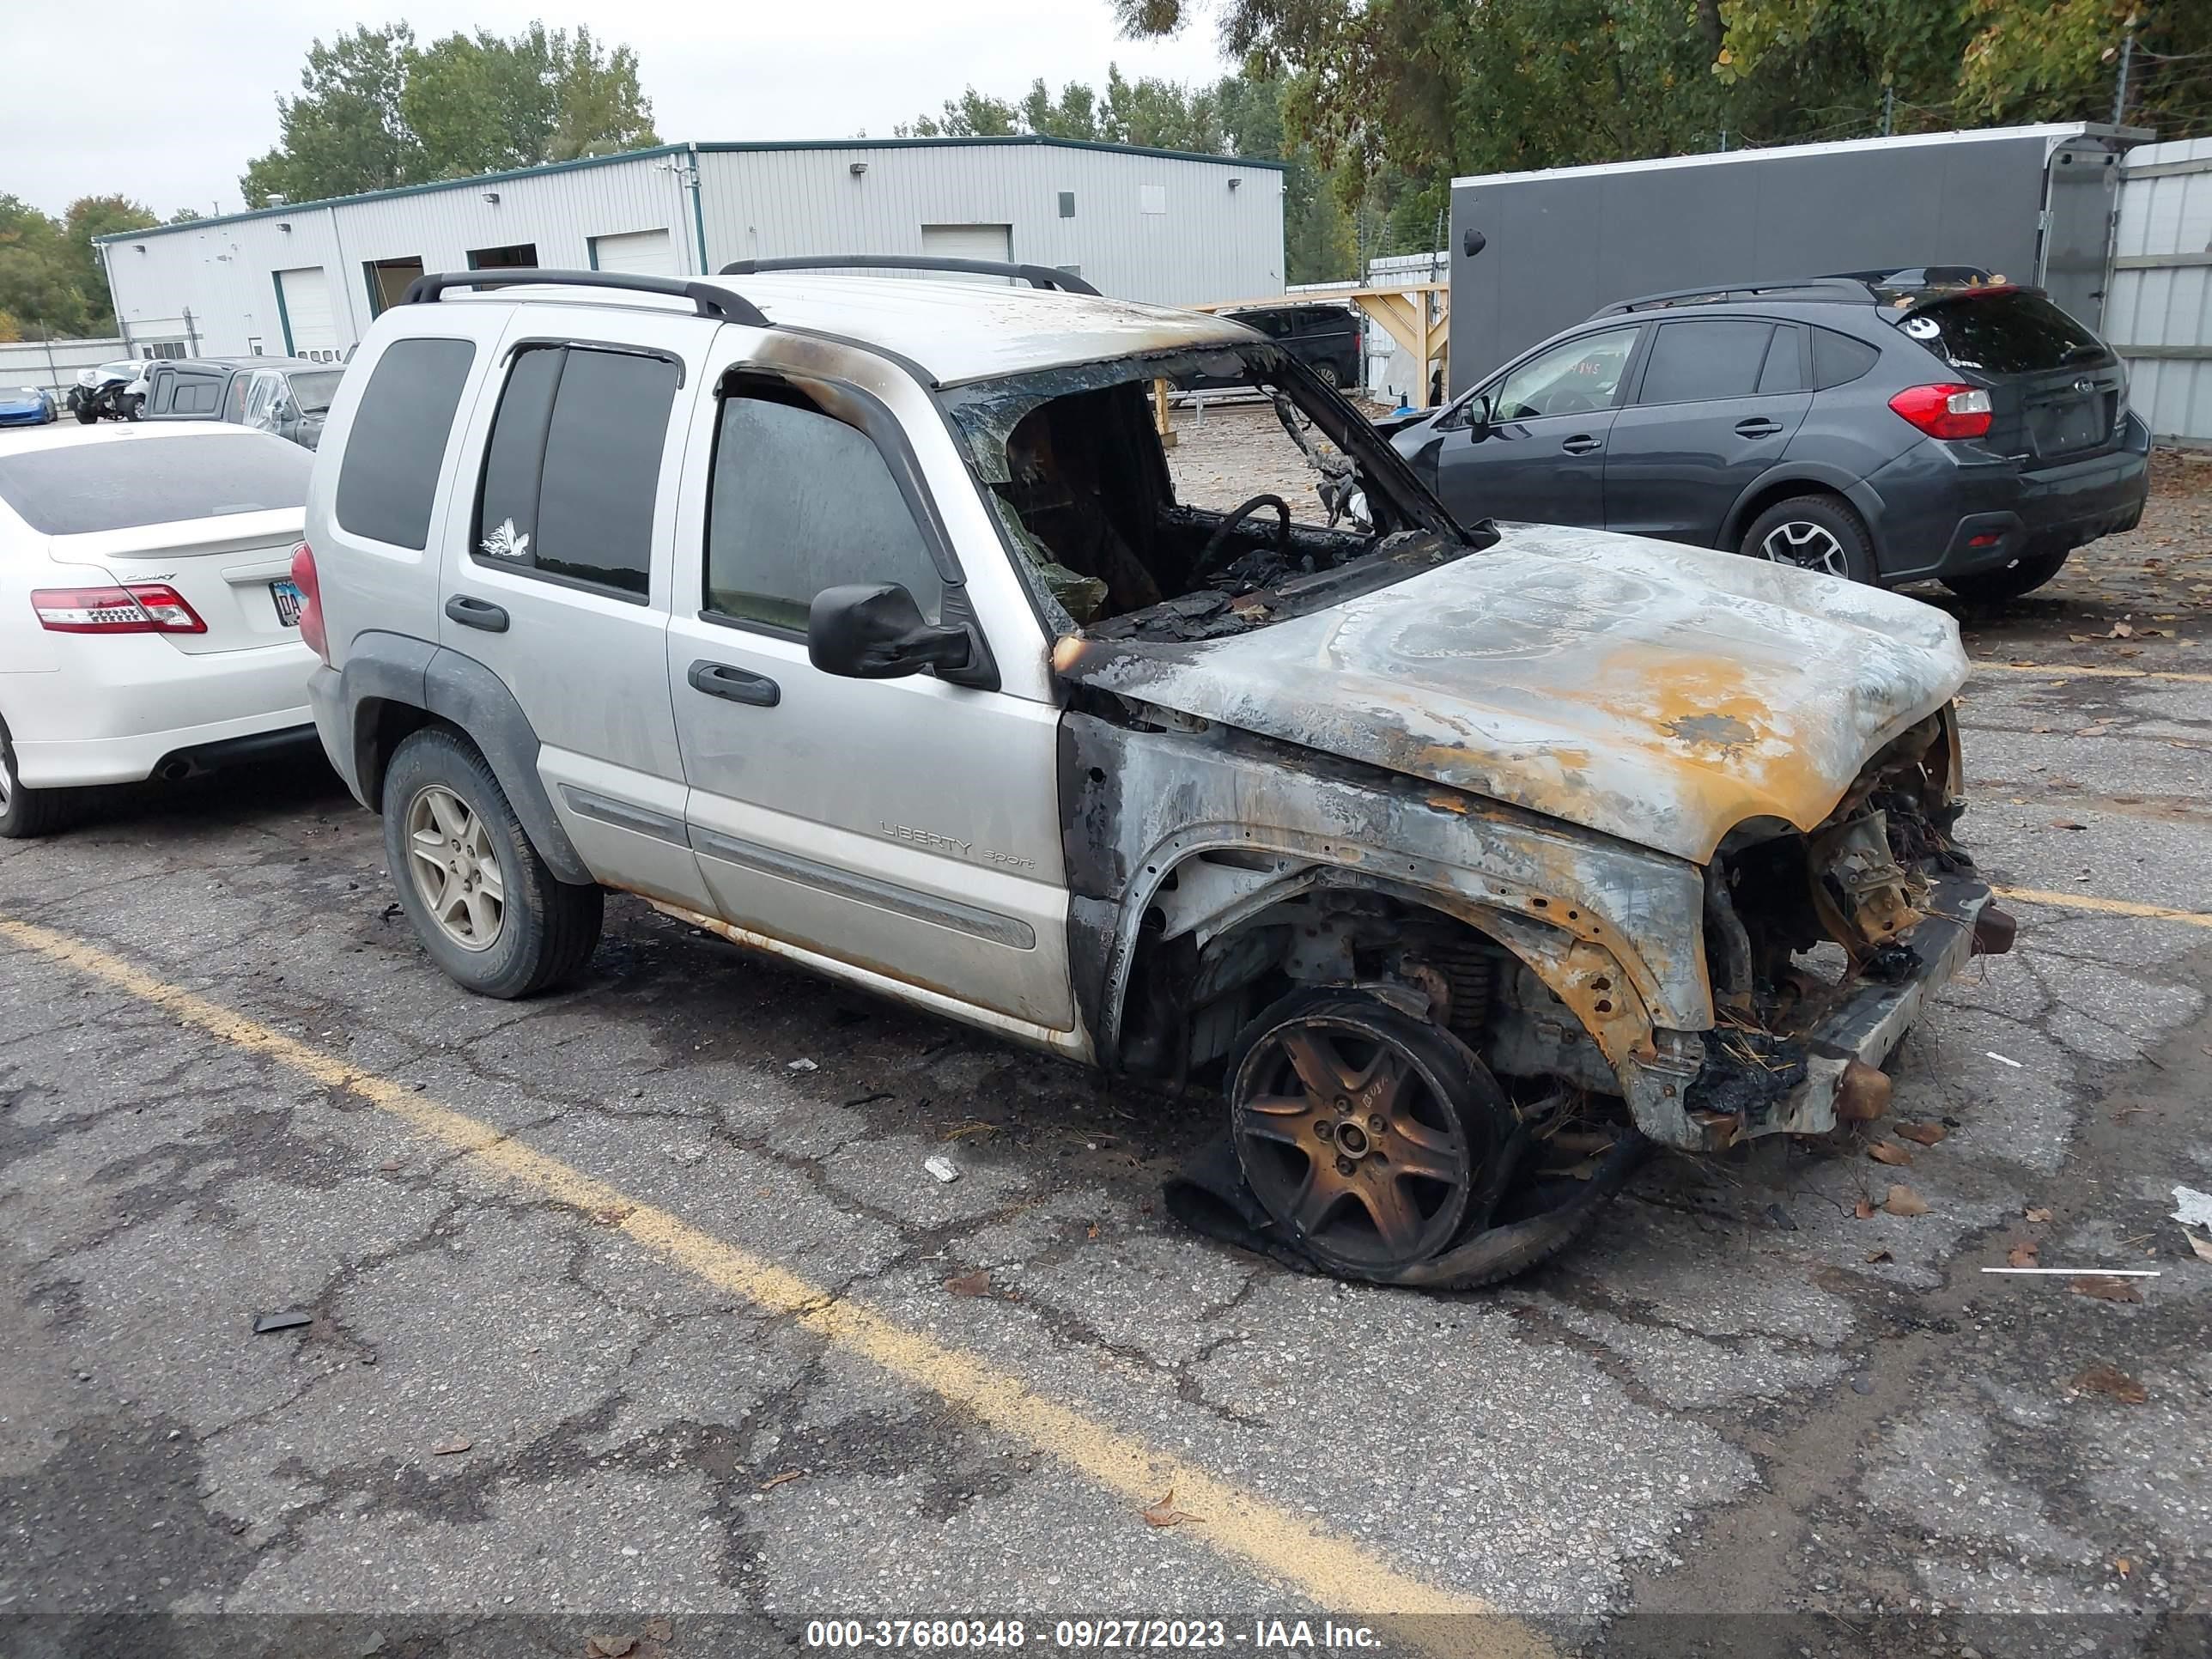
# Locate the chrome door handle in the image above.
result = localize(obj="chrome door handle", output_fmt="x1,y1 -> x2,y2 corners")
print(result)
1559,434 -> 1602,454
444,594 -> 508,632
688,659 -> 781,708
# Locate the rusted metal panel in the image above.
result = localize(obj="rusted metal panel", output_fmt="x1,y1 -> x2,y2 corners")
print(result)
1056,521 -> 1969,866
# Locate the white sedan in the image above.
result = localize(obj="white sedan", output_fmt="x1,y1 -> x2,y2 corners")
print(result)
0,422 -> 319,836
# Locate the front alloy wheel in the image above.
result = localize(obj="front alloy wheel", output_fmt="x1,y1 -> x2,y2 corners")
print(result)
405,784 -> 506,951
1230,995 -> 1495,1277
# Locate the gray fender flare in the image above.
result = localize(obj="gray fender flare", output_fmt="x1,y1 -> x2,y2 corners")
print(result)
339,632 -> 591,885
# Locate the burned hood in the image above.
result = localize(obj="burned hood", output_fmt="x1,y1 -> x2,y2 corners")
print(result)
1054,523 -> 1968,865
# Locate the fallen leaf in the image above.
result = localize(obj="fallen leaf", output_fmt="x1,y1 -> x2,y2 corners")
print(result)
2107,621 -> 2136,639
586,1637 -> 637,1659
1141,1487 -> 1203,1528
2115,1558 -> 2133,1577
1085,1222 -> 1100,1241
1869,1141 -> 1914,1166
1854,1199 -> 1875,1220
944,1271 -> 992,1297
758,1469 -> 805,1492
1864,1248 -> 1893,1263
643,1619 -> 674,1644
2185,1231 -> 2212,1264
592,1206 -> 634,1227
2050,819 -> 2087,831
2026,1206 -> 2054,1223
1896,1121 -> 1949,1146
1884,1184 -> 1930,1218
2072,1364 -> 2148,1404
2008,1240 -> 2039,1268
431,1436 -> 471,1456
2072,1275 -> 2144,1304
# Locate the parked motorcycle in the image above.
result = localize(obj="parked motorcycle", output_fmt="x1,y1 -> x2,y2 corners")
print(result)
66,360 -> 149,423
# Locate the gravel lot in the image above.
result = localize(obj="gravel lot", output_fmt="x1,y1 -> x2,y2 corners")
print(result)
4,431 -> 2210,1658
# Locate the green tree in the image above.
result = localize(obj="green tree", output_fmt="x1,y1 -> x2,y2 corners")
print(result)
0,196 -> 91,335
896,88 -> 1023,137
241,20 -> 660,208
63,196 -> 158,329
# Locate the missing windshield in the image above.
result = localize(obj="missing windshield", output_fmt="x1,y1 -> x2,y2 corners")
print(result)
939,345 -> 1480,643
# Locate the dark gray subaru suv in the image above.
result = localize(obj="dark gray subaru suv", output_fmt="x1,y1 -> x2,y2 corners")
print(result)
1389,276 -> 2149,599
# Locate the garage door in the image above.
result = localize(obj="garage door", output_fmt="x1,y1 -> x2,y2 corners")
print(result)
276,267 -> 339,360
920,224 -> 1013,280
590,228 -> 678,276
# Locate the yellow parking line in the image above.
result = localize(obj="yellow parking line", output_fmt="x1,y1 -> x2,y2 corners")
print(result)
0,915 -> 1542,1659
1993,887 -> 2212,930
1972,661 -> 2212,685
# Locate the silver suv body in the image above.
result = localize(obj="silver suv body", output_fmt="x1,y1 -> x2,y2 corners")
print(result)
301,265 -> 2009,1286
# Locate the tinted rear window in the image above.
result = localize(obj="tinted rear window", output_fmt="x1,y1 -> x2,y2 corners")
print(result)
0,434 -> 309,536
1902,292 -> 2106,375
1638,320 -> 1775,404
335,337 -> 476,550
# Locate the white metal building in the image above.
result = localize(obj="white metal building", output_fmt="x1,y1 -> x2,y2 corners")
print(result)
2106,134 -> 2212,445
97,137 -> 1287,361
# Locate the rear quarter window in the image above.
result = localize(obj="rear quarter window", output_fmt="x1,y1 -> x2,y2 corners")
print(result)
335,337 -> 477,550
1901,292 -> 2106,375
0,434 -> 309,536
1811,329 -> 1881,390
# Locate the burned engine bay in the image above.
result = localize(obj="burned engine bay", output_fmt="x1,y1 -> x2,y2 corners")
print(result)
939,343 -> 1486,642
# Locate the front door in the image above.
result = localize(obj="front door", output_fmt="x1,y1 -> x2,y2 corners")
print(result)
434,302 -> 715,910
1430,324 -> 1638,527
665,343 -> 1073,1032
1604,319 -> 1812,547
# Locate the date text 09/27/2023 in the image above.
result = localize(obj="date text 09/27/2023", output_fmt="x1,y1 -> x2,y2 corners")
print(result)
803,1618 -> 1386,1650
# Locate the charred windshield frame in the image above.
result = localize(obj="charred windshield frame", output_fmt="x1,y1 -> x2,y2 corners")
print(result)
937,341 -> 1487,641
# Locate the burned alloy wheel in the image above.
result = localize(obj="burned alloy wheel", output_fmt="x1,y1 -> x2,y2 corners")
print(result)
1229,993 -> 1499,1279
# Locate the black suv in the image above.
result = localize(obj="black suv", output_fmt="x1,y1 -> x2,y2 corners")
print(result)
139,357 -> 344,450
1389,277 -> 2150,599
1217,303 -> 1363,389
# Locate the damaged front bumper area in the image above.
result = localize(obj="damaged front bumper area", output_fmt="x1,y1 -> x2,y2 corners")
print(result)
1620,710 -> 2014,1151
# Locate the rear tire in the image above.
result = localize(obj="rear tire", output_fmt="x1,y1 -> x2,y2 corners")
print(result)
0,717 -> 78,839
380,726 -> 602,998
1942,544 -> 2069,602
1313,361 -> 1343,390
1739,494 -> 1878,583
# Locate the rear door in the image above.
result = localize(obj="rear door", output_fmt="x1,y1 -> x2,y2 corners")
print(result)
1429,324 -> 1638,527
434,304 -> 716,909
1604,319 -> 1811,546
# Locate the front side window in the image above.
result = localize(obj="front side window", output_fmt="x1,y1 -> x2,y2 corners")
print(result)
472,344 -> 679,599
335,337 -> 476,550
704,386 -> 944,632
1637,320 -> 1776,404
1492,327 -> 1638,421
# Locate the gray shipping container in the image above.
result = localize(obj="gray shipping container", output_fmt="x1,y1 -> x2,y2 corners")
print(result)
1447,124 -> 2139,394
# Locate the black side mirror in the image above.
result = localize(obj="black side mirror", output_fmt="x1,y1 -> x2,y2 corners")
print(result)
809,583 -> 975,681
1462,228 -> 1486,259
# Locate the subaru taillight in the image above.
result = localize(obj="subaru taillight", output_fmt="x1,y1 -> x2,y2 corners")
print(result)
1888,382 -> 1993,441
30,584 -> 206,635
291,541 -> 328,663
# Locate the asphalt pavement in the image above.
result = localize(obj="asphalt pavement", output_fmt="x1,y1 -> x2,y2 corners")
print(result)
3,467 -> 2210,1659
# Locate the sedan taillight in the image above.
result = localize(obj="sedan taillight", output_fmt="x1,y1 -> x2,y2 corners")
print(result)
290,542 -> 328,664
30,583 -> 206,635
1888,382 -> 1992,441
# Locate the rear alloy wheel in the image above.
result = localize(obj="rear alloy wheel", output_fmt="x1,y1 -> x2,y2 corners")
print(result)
1740,495 -> 1877,584
0,717 -> 76,839
381,727 -> 603,998
1313,361 -> 1343,390
1229,991 -> 1501,1279
1942,544 -> 2069,602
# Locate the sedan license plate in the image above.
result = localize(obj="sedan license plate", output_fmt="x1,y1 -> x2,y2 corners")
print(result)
269,578 -> 303,628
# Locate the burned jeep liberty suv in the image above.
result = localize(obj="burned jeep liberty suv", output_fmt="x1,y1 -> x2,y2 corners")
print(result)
300,260 -> 2012,1288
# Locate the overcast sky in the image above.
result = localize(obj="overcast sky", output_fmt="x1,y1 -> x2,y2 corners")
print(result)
4,0 -> 1232,217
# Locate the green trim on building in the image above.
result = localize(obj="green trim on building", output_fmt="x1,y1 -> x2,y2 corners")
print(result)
270,274 -> 295,356
95,133 -> 1289,247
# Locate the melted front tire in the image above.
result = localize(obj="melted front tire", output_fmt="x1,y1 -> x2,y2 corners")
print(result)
1225,989 -> 1509,1279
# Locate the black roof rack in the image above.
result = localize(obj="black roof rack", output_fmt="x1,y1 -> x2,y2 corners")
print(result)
718,254 -> 1100,296
1589,278 -> 1875,319
400,268 -> 770,328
